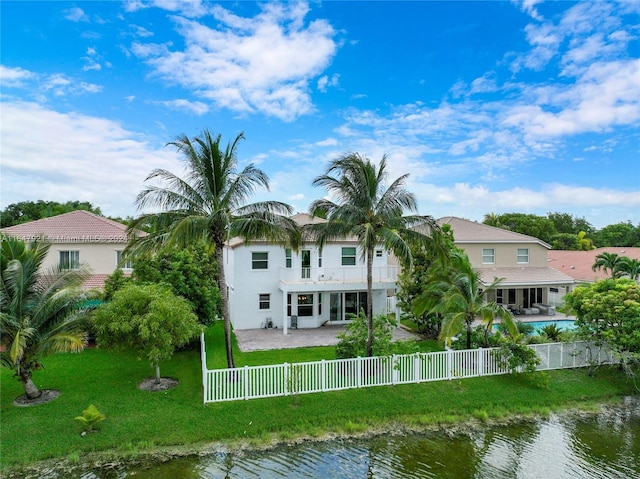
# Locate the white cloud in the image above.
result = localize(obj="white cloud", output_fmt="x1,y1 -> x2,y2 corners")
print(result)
64,7 -> 89,23
0,65 -> 34,88
317,73 -> 339,92
132,2 -> 338,121
512,0 -> 543,20
0,101 -> 181,218
314,137 -> 338,147
161,99 -> 209,115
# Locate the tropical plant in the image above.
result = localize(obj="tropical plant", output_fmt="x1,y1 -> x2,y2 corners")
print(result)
93,283 -> 202,385
75,404 -> 105,432
538,323 -> 563,342
617,257 -> 640,282
308,153 -> 442,357
414,251 -> 517,349
126,129 -> 299,368
591,252 -> 624,277
0,236 -> 92,400
335,310 -> 396,359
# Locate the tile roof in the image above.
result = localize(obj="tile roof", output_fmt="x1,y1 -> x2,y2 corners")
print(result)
547,247 -> 640,283
477,266 -> 575,286
438,216 -> 550,248
1,210 -> 144,244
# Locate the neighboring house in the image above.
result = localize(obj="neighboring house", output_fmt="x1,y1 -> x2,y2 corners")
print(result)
439,217 -> 575,312
225,213 -> 397,333
0,210 -> 144,289
547,247 -> 640,283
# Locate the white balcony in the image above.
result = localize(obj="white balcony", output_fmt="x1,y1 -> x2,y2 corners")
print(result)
279,266 -> 398,286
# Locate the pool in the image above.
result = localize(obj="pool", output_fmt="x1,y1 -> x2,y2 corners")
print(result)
494,319 -> 576,333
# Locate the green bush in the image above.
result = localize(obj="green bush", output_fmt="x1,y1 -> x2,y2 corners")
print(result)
335,310 -> 395,359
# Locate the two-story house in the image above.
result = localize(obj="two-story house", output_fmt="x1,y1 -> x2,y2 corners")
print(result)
225,213 -> 397,333
0,210 -> 143,289
439,217 -> 575,313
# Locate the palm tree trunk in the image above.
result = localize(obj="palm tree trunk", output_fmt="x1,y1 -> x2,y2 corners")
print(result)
21,371 -> 42,399
366,245 -> 374,357
216,242 -> 236,369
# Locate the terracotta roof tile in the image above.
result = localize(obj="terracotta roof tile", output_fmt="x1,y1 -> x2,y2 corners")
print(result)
547,247 -> 640,283
1,210 -> 145,243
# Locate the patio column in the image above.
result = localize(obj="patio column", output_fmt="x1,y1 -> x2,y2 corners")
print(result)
282,289 -> 288,335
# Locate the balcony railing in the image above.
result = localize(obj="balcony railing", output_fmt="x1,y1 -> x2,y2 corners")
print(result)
279,266 -> 397,284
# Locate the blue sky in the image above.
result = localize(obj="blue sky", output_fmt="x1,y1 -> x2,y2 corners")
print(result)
1,1 -> 639,228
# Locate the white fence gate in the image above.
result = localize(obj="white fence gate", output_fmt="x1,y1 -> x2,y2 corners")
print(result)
200,335 -> 613,403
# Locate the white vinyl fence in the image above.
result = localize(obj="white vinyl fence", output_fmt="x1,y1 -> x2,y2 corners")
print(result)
200,335 -> 613,403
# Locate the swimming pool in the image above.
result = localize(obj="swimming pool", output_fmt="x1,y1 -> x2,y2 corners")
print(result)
494,319 -> 576,333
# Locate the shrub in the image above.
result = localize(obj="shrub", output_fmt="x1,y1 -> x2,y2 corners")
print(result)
335,310 -> 395,359
75,404 -> 105,432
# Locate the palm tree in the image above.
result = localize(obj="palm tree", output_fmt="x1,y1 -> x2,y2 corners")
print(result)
617,257 -> 640,282
308,153 -> 442,357
592,252 -> 624,277
0,236 -> 91,400
127,129 -> 299,369
414,251 -> 516,349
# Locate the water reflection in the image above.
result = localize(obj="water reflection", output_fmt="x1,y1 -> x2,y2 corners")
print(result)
78,397 -> 640,478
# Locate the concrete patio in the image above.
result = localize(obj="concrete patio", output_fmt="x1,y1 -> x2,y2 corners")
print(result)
234,324 -> 419,352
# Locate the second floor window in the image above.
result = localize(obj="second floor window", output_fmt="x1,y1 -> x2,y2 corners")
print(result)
116,250 -> 133,269
517,248 -> 529,264
59,250 -> 80,270
252,252 -> 268,270
482,248 -> 495,264
342,247 -> 356,266
285,249 -> 292,268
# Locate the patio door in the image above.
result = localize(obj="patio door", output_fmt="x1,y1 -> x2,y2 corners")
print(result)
330,293 -> 342,321
301,250 -> 311,279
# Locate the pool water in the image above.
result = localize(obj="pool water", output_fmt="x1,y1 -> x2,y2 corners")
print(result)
494,319 -> 576,333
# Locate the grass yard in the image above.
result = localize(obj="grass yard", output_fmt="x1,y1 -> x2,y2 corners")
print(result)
1,322 -> 637,473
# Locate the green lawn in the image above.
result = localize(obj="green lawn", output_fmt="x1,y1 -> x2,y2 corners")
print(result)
1,322 -> 637,473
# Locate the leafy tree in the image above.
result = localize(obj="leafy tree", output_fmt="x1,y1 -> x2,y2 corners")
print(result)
564,278 -> 640,381
483,212 -> 503,228
0,236 -> 92,400
547,212 -> 595,236
592,252 -> 624,278
593,222 -> 640,247
488,213 -> 557,244
131,243 -> 221,323
414,251 -> 517,349
617,257 -> 640,282
308,153 -> 442,357
0,200 -> 102,227
549,233 -> 580,250
127,129 -> 298,369
93,283 -> 201,384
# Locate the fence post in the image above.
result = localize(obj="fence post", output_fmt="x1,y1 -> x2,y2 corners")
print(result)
560,343 -> 564,368
478,348 -> 484,376
446,349 -> 452,380
414,354 -> 420,383
392,354 -> 397,385
321,359 -> 326,392
357,357 -> 362,388
284,362 -> 289,396
243,365 -> 249,400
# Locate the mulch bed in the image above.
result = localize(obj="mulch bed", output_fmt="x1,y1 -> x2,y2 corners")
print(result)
13,389 -> 61,407
137,377 -> 178,392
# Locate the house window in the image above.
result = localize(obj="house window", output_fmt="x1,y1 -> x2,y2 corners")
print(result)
259,294 -> 270,310
342,247 -> 357,266
297,294 -> 313,316
345,291 -> 367,317
59,251 -> 80,270
318,251 -> 322,268
517,248 -> 529,264
318,293 -> 322,316
116,250 -> 133,269
252,252 -> 268,270
287,293 -> 292,316
482,248 -> 495,264
496,289 -> 503,304
285,249 -> 292,268
375,249 -> 383,258
508,288 -> 516,304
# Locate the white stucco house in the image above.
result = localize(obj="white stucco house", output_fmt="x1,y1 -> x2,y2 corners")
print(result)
0,210 -> 144,289
224,213 -> 397,333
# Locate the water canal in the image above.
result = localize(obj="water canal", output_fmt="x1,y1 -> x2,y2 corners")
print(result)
63,396 -> 640,478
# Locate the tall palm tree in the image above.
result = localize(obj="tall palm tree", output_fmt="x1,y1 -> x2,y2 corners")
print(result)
0,236 -> 91,400
308,153 -> 442,357
592,252 -> 624,277
127,129 -> 299,369
414,251 -> 516,349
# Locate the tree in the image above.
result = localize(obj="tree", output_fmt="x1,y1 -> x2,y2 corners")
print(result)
0,200 -> 102,227
488,213 -> 557,244
547,212 -> 595,236
308,153 -> 441,357
617,257 -> 640,282
93,283 -> 201,385
564,278 -> 640,380
413,251 -> 517,349
592,252 -> 624,278
127,129 -> 299,369
130,243 -> 222,323
0,236 -> 92,400
593,222 -> 639,247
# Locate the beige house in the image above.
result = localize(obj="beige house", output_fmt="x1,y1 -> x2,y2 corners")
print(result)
438,217 -> 575,313
1,210 -> 144,289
